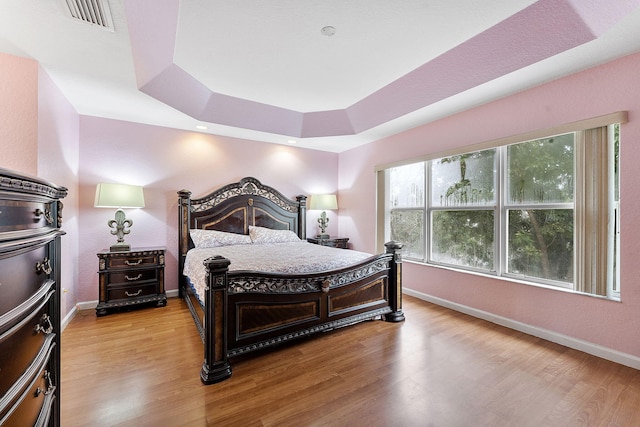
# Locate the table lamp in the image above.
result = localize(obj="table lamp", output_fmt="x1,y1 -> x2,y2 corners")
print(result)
309,194 -> 338,238
94,183 -> 145,251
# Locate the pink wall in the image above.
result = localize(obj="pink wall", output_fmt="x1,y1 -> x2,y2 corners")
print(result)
0,53 -> 38,174
0,54 -> 80,321
37,67 -> 80,320
77,116 -> 339,302
339,52 -> 640,358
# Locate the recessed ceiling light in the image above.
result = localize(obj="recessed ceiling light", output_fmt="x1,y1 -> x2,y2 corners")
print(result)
321,26 -> 336,36
196,125 -> 208,130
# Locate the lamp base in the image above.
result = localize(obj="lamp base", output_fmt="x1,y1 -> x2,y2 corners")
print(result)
110,243 -> 131,252
316,233 -> 330,239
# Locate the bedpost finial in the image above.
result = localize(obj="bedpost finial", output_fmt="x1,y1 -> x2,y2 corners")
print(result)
385,241 -> 404,261
384,240 -> 403,252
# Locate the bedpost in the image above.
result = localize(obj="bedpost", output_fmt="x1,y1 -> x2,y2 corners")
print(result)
297,195 -> 307,239
178,190 -> 192,298
201,256 -> 232,384
384,241 -> 405,322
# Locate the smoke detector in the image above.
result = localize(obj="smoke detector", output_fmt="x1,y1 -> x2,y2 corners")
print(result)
321,26 -> 336,36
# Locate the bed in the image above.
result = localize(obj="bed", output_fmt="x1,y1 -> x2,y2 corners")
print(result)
177,177 -> 404,384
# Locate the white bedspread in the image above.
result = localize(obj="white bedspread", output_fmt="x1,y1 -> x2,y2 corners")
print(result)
183,241 -> 373,302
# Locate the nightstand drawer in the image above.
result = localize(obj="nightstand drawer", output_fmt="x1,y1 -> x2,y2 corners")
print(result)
108,268 -> 158,285
319,240 -> 341,248
107,253 -> 160,269
107,282 -> 158,301
307,236 -> 349,249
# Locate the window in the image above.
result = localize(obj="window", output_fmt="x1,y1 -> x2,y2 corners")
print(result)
389,162 -> 425,259
430,149 -> 496,271
506,134 -> 574,285
380,119 -> 622,299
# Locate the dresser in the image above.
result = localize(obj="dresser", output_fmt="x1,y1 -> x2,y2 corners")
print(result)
306,236 -> 349,249
96,247 -> 166,316
0,168 -> 67,427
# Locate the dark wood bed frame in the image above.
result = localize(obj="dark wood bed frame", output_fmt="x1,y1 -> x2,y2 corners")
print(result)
178,177 -> 404,384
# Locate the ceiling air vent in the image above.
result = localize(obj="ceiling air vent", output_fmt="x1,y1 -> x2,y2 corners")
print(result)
62,0 -> 115,32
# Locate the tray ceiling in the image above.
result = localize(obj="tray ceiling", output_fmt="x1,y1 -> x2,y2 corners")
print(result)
1,0 -> 639,152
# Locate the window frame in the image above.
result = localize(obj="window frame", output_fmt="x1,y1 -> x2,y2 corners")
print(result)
375,112 -> 626,299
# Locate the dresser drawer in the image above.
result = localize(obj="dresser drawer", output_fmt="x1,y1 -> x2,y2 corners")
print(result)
0,199 -> 57,237
0,349 -> 56,427
107,282 -> 158,301
0,286 -> 55,397
0,243 -> 51,318
104,252 -> 161,269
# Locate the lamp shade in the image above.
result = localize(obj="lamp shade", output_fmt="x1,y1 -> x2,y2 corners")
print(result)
94,183 -> 145,208
309,194 -> 337,210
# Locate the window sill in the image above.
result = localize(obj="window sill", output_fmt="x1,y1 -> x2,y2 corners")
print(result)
403,259 -> 621,302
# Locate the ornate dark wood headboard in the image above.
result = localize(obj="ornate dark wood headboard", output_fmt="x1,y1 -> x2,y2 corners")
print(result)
177,177 -> 307,290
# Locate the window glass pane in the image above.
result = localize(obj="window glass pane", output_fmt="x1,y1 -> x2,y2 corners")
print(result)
431,210 -> 494,270
507,133 -> 574,204
431,149 -> 495,207
507,209 -> 573,283
390,163 -> 424,208
390,209 -> 424,259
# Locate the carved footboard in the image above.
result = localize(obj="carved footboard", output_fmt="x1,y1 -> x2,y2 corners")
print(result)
200,241 -> 404,384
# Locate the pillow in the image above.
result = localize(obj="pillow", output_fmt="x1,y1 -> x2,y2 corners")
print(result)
190,229 -> 252,248
249,226 -> 301,244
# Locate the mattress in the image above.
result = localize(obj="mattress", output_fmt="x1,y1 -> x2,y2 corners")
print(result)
183,241 -> 373,301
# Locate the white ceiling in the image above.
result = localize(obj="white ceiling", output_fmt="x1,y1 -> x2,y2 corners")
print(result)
175,0 -> 537,112
1,0 -> 640,153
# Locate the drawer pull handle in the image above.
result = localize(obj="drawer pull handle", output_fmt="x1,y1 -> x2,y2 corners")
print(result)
34,313 -> 54,335
35,208 -> 54,224
36,258 -> 52,275
125,259 -> 143,266
35,371 -> 55,397
125,274 -> 142,281
125,289 -> 142,297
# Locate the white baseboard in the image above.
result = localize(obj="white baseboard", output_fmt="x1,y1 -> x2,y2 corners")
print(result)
61,305 -> 77,332
76,300 -> 98,311
404,288 -> 640,371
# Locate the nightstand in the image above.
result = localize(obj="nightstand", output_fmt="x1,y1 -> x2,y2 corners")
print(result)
306,236 -> 349,249
96,246 -> 167,316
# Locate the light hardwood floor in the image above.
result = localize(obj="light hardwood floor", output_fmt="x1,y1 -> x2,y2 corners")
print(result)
61,296 -> 640,426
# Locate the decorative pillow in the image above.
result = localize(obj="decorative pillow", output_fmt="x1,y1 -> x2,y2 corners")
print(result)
249,226 -> 301,244
190,229 -> 252,248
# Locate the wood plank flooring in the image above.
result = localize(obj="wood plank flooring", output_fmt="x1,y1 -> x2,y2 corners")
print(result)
60,296 -> 640,426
